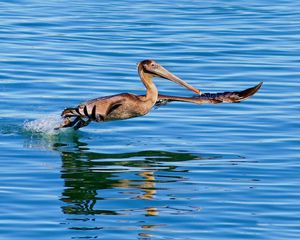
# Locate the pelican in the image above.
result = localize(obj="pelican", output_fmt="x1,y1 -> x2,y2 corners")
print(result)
55,60 -> 262,130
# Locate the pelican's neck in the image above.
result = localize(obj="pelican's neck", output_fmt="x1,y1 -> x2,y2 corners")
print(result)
138,69 -> 158,103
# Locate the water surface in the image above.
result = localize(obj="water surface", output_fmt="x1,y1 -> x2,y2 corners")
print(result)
0,0 -> 300,239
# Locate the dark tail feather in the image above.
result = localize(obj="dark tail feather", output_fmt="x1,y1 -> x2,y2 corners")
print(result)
156,82 -> 263,106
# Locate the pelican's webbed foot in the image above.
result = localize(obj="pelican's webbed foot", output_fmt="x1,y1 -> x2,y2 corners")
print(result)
73,118 -> 91,130
54,117 -> 78,130
54,116 -> 90,130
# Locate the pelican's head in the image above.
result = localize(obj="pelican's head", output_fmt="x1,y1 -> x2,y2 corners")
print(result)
137,60 -> 201,95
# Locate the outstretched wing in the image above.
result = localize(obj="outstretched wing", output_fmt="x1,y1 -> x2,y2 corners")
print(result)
155,82 -> 263,107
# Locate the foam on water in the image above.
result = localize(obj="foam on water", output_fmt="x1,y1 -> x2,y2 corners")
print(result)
23,114 -> 64,135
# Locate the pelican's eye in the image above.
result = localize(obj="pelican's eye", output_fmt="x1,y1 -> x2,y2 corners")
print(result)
151,63 -> 158,69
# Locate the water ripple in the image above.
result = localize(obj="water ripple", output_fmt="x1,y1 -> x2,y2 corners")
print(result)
1,0 -> 300,239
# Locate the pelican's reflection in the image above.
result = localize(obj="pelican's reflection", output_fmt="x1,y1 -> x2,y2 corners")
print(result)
24,132 -> 202,237
56,140 -> 200,217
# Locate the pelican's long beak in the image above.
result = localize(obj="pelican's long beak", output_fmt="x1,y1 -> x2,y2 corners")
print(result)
154,66 -> 201,95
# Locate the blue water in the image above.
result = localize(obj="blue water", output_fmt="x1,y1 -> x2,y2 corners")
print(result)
1,0 -> 300,239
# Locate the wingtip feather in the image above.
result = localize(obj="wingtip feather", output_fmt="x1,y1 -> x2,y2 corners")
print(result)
238,82 -> 263,100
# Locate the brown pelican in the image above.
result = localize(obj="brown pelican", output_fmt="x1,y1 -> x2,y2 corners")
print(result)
55,60 -> 262,130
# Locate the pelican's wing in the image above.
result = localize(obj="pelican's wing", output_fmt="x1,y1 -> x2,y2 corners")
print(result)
155,82 -> 263,107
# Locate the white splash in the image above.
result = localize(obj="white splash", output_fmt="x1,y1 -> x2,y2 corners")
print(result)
23,114 -> 63,135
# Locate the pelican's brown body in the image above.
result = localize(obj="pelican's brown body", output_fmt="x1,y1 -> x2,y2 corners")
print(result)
76,93 -> 150,122
56,60 -> 262,130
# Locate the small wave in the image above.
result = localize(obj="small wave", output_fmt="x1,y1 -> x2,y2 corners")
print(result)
22,114 -> 81,151
23,114 -> 64,135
